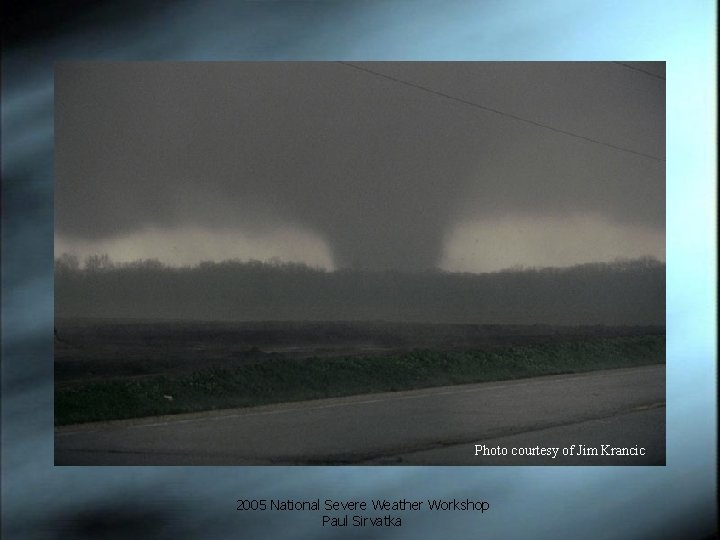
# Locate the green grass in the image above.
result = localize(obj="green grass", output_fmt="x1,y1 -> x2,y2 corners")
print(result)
55,335 -> 664,425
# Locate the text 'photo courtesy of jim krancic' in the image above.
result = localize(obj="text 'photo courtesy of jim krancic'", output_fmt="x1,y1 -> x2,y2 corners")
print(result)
236,497 -> 490,528
475,443 -> 647,460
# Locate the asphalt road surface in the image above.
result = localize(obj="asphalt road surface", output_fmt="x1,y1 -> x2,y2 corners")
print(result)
55,364 -> 665,465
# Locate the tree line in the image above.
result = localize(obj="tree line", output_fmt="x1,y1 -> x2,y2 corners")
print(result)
55,255 -> 665,325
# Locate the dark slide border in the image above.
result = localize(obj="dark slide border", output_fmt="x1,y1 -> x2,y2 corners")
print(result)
2,1 -> 716,538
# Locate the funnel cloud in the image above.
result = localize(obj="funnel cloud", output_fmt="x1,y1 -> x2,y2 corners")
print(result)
55,62 -> 664,271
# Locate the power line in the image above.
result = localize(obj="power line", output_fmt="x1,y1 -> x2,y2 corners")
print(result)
613,61 -> 665,81
337,61 -> 664,163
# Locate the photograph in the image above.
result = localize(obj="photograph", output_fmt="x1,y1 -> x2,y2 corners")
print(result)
54,61 -> 665,465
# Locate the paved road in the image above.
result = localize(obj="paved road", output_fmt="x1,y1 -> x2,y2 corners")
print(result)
55,365 -> 665,465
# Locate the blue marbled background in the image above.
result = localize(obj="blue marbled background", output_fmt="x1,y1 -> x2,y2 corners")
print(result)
2,1 -> 716,538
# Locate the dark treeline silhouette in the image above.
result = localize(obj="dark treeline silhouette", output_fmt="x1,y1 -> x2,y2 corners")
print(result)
54,255 -> 664,325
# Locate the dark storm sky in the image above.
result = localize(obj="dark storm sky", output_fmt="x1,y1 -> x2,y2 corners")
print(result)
54,61 -> 665,271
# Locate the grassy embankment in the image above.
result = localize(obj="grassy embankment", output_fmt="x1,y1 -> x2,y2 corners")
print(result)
56,335 -> 664,425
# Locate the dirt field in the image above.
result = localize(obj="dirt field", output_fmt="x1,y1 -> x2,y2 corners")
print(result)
55,318 -> 664,385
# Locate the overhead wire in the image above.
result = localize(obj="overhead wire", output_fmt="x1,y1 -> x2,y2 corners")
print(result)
337,61 -> 664,163
612,61 -> 666,81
